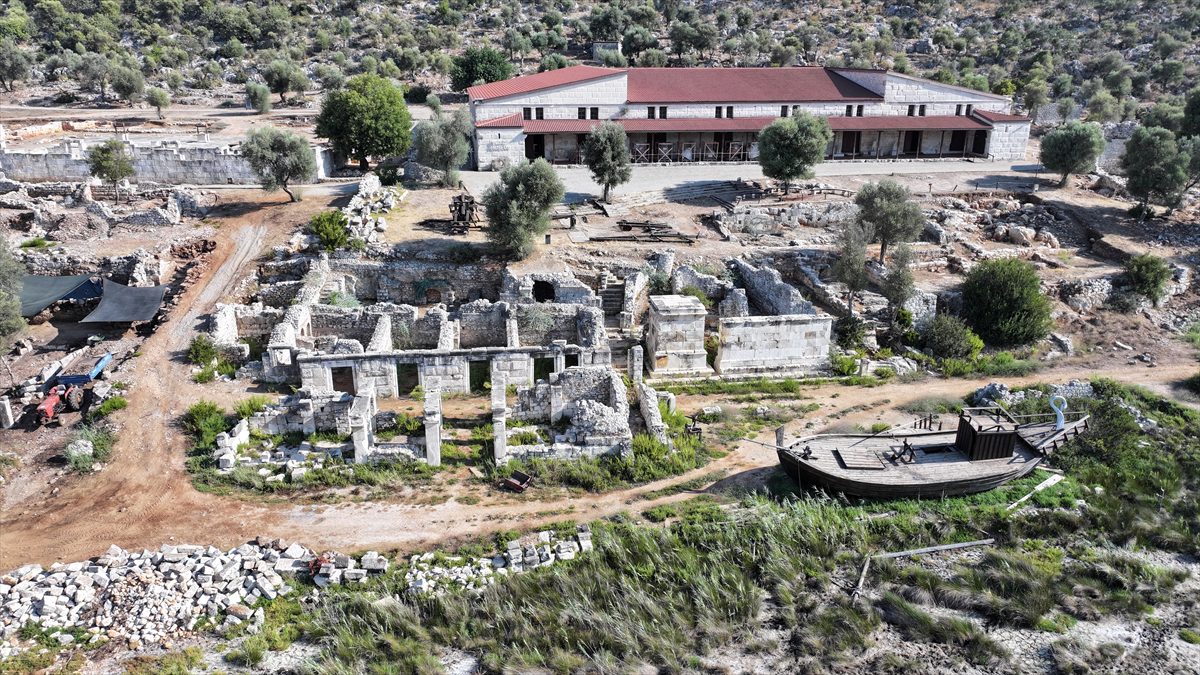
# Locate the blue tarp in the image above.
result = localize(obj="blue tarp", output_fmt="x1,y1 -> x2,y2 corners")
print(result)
18,275 -> 102,317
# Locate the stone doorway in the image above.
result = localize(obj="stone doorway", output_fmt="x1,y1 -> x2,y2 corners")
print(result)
331,366 -> 356,395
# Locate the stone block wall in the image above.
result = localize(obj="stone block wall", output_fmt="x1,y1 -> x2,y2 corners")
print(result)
714,315 -> 833,376
327,259 -> 504,306
671,265 -> 732,302
458,300 -> 509,348
309,306 -> 383,344
499,271 -> 600,307
645,295 -> 710,375
514,303 -> 589,347
731,259 -> 815,316
987,120 -> 1030,161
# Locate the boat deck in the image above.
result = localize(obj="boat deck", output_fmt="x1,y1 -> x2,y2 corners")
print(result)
778,427 -> 1050,499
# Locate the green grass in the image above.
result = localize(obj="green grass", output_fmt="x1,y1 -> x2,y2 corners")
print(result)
122,647 -> 204,674
19,237 -> 52,249
939,351 -> 1039,378
1184,322 -> 1200,350
234,395 -> 273,419
1180,628 -> 1200,644
90,395 -> 128,419
67,426 -> 116,473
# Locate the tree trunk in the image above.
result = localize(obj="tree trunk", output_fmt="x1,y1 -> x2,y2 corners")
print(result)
1059,173 -> 1069,187
846,290 -> 856,319
358,157 -> 370,171
282,184 -> 298,202
603,184 -> 611,203
878,240 -> 888,264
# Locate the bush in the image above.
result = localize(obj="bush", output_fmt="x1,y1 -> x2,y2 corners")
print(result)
834,315 -> 867,350
922,315 -> 984,359
235,395 -> 272,419
679,285 -> 712,309
1123,253 -> 1171,301
961,258 -> 1052,347
404,83 -> 432,103
1184,372 -> 1200,396
92,396 -> 128,418
183,401 -> 228,450
186,335 -> 219,365
308,210 -> 351,251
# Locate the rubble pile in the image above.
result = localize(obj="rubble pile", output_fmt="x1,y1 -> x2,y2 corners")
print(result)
341,173 -> 397,242
405,526 -> 593,596
211,418 -> 348,480
0,539 -> 388,655
971,380 -> 1095,407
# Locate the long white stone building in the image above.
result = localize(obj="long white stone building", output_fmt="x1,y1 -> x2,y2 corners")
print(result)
468,66 -> 1030,169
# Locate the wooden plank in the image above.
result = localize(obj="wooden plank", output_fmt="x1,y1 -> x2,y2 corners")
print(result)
874,538 -> 995,560
835,447 -> 885,471
1005,473 -> 1064,511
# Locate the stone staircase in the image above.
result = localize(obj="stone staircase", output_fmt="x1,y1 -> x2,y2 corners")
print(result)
598,270 -> 626,317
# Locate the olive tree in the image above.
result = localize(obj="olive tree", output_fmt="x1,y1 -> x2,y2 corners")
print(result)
315,73 -> 412,171
855,180 -> 925,262
241,126 -> 317,202
756,113 -> 832,194
413,107 -> 472,187
832,219 -> 872,318
483,159 -> 565,260
1121,126 -> 1189,216
1039,121 -> 1105,186
581,122 -> 632,203
146,87 -> 170,119
87,140 -> 134,202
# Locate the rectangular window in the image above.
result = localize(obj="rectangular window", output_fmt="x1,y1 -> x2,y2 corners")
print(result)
589,107 -> 598,119
845,104 -> 854,117
919,104 -> 926,116
659,106 -> 667,119
715,106 -> 723,118
856,105 -> 864,117
726,106 -> 734,118
647,106 -> 655,119
781,105 -> 789,117
955,104 -> 963,116
907,105 -> 915,117
578,107 -> 586,119
535,107 -> 544,120
965,104 -> 973,115
523,107 -> 532,120
792,105 -> 800,114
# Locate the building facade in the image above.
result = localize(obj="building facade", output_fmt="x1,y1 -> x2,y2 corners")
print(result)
467,66 -> 1031,170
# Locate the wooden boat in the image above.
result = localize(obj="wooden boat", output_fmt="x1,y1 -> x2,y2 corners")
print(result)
776,405 -> 1089,499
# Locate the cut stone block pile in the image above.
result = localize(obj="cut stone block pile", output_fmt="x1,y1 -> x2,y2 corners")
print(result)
211,418 -> 348,482
342,173 -> 397,242
0,538 -> 388,655
406,526 -> 593,596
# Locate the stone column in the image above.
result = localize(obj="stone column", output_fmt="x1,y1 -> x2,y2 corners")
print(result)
0,397 -> 13,429
491,373 -> 508,465
505,317 -> 520,348
423,389 -> 442,467
550,385 -> 564,424
628,345 -> 643,384
552,340 -> 567,373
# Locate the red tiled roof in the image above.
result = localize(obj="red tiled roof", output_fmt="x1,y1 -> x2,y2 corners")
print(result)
972,109 -> 1030,123
827,115 -> 991,131
476,112 -> 524,128
625,67 -> 882,103
510,115 -> 990,135
466,66 -> 623,101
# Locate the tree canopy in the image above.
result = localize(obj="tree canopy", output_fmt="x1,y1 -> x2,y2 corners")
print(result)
146,87 -> 170,119
581,122 -> 632,203
451,46 -> 513,92
241,126 -> 316,202
264,59 -> 309,103
854,180 -> 925,262
483,159 -> 565,260
87,140 -> 134,198
413,108 -> 472,187
756,114 -> 832,193
0,241 -> 24,342
1121,126 -> 1188,213
315,74 -> 412,171
961,258 -> 1053,347
832,220 -> 871,318
1039,121 -> 1105,185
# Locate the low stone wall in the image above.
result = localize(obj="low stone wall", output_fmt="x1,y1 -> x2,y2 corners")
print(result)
714,314 -> 833,376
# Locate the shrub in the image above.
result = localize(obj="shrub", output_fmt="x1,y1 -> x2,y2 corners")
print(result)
183,401 -> 228,449
834,315 -> 867,350
235,395 -> 272,419
1184,372 -> 1200,396
922,315 -> 984,359
187,334 -> 219,365
831,352 -> 859,376
307,210 -> 351,251
92,396 -> 128,418
1123,253 -> 1171,301
961,258 -> 1052,347
679,285 -> 712,309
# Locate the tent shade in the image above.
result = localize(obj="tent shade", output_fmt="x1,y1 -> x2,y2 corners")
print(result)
19,275 -> 102,317
80,280 -> 167,323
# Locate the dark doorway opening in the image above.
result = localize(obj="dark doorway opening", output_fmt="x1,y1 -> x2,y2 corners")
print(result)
948,130 -> 967,153
840,131 -> 861,155
424,288 -> 443,304
469,361 -> 490,393
331,366 -> 356,395
531,280 -> 555,303
396,363 -> 419,395
524,134 -> 545,160
564,353 -> 579,368
903,131 -> 921,155
971,131 -> 988,155
533,356 -> 554,381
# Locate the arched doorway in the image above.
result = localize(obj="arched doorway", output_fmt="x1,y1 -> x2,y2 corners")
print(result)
425,288 -> 443,304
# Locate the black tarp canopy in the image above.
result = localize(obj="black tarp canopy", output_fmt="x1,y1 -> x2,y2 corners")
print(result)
80,280 -> 167,323
19,275 -> 103,317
